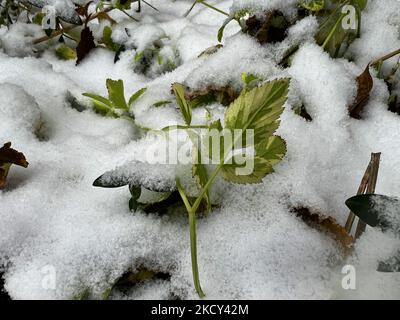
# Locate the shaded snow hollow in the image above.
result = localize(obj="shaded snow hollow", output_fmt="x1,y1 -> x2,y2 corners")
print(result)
0,0 -> 399,299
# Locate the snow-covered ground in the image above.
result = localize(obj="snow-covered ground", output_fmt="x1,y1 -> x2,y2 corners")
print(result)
0,0 -> 399,299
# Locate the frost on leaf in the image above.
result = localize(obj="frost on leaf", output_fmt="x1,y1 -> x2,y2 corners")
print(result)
93,161 -> 177,193
25,0 -> 82,25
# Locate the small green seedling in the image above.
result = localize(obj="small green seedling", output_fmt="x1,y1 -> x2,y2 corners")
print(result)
171,78 -> 289,297
83,79 -> 146,119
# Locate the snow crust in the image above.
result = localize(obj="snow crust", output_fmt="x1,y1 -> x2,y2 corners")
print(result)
0,0 -> 399,300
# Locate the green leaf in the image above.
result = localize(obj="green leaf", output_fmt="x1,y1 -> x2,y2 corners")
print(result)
55,45 -> 77,61
82,92 -> 112,107
218,17 -> 233,42
221,155 -> 273,184
106,79 -> 128,109
352,0 -> 367,10
153,100 -> 172,107
103,26 -> 120,52
188,130 -> 211,212
172,83 -> 192,125
128,87 -> 147,106
345,194 -> 400,231
300,0 -> 325,12
225,78 -> 289,147
221,135 -> 286,184
255,135 -> 286,166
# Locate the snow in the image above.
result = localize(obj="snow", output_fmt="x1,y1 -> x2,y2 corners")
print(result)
0,0 -> 399,300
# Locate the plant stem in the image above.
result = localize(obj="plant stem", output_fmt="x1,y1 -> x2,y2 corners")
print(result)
188,209 -> 205,298
370,48 -> 400,67
355,153 -> 381,239
197,0 -> 229,17
176,162 -> 223,298
321,13 -> 345,50
32,6 -> 114,45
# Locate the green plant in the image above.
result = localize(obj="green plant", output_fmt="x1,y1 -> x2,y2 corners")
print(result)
316,0 -> 368,57
92,78 -> 289,297
172,78 -> 289,297
83,79 -> 146,119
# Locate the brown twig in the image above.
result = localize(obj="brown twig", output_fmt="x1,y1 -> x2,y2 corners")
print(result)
370,48 -> 400,67
354,153 -> 381,239
32,7 -> 114,45
344,161 -> 371,233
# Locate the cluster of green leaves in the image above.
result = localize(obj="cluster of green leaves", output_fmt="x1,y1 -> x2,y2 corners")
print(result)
92,77 -> 289,297
346,194 -> 400,272
171,78 -> 289,297
315,0 -> 368,58
83,79 -> 146,119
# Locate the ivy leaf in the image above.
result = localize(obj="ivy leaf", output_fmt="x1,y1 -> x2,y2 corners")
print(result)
106,79 -> 128,109
172,83 -> 192,125
348,65 -> 373,119
128,88 -> 147,107
225,78 -> 289,147
76,26 -> 96,65
345,194 -> 400,232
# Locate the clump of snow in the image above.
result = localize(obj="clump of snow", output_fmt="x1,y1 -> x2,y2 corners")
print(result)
0,0 -> 399,300
0,23 -> 47,57
0,83 -> 42,140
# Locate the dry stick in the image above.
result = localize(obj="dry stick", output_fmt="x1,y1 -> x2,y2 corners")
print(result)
32,7 -> 114,45
370,48 -> 400,67
344,161 -> 371,233
354,153 -> 381,239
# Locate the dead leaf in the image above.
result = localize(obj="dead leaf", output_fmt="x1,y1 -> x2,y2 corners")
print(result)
293,207 -> 354,254
185,85 -> 238,107
76,1 -> 93,17
0,142 -> 29,188
349,65 -> 373,119
76,26 -> 96,65
246,11 -> 289,44
96,12 -> 117,25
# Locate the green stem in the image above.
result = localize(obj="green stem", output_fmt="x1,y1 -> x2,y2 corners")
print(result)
188,209 -> 205,298
198,0 -> 229,17
321,13 -> 345,49
176,162 -> 223,298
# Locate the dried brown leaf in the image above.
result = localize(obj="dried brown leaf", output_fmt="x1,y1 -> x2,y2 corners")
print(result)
76,26 -> 96,65
185,85 -> 238,107
349,65 -> 373,119
294,207 -> 354,254
0,142 -> 29,188
246,11 -> 289,44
